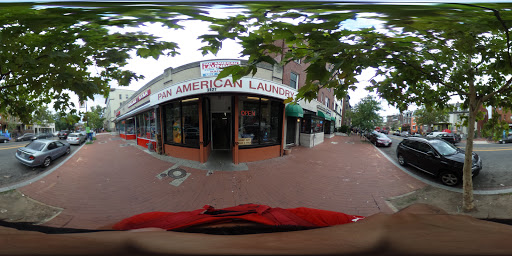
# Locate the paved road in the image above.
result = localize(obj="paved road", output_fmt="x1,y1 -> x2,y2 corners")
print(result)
0,138 -> 75,187
376,135 -> 512,190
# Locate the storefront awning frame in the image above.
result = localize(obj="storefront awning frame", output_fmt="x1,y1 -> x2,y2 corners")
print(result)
285,103 -> 304,118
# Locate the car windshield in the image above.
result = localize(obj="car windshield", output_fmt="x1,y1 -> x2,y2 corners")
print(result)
429,140 -> 458,156
25,141 -> 45,151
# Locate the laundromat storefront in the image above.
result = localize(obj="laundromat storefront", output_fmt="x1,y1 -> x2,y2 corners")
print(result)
150,76 -> 297,164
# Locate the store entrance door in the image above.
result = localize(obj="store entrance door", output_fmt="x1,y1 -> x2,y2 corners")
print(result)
212,112 -> 231,150
286,117 -> 296,145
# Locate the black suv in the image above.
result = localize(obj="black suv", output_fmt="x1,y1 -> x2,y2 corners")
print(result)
437,133 -> 461,144
396,137 -> 482,186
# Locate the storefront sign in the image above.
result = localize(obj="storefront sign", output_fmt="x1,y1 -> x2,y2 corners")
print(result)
317,105 -> 332,117
241,110 -> 256,116
200,60 -> 241,77
238,138 -> 252,145
128,89 -> 151,108
116,111 -> 121,117
151,77 -> 297,106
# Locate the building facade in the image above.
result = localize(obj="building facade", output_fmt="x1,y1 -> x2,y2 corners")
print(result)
113,58 -> 337,164
104,88 -> 136,131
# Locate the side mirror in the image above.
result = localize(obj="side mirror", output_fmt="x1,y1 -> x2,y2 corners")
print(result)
427,151 -> 436,157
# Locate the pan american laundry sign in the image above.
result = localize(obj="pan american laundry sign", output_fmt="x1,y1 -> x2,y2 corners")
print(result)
151,77 -> 297,106
200,60 -> 241,77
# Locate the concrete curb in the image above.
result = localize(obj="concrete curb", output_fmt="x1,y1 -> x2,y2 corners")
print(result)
373,145 -> 512,195
0,143 -> 86,192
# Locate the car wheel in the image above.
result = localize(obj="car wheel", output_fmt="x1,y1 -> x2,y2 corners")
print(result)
397,154 -> 407,166
66,147 -> 71,154
440,171 -> 459,186
2,139 -> 6,143
42,157 -> 51,168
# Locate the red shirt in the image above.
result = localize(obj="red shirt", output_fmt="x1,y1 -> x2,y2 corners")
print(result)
113,204 -> 365,230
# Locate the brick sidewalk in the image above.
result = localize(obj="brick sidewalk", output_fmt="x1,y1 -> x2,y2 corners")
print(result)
19,134 -> 425,229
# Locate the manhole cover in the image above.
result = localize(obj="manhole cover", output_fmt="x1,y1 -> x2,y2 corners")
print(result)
160,173 -> 168,178
168,168 -> 187,179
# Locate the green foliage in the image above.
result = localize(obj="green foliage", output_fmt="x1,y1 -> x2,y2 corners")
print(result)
83,106 -> 106,130
32,106 -> 53,126
0,3 -> 184,124
339,125 -> 349,134
482,110 -> 510,142
414,107 -> 449,131
350,96 -> 383,132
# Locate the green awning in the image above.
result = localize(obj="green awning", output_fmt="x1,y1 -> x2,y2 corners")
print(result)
331,116 -> 336,121
317,110 -> 326,119
285,103 -> 304,118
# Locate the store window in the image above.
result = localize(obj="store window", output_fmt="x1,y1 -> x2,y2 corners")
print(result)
301,115 -> 324,134
119,94 -> 122,100
290,72 -> 298,89
164,98 -> 200,148
125,118 -> 135,135
239,96 -> 282,147
136,110 -> 156,140
202,97 -> 211,146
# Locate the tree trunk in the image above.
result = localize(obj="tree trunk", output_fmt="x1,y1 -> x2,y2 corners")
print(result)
462,81 -> 478,212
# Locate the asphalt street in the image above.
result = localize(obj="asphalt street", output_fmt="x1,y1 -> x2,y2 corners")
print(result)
377,135 -> 512,190
0,138 -> 75,187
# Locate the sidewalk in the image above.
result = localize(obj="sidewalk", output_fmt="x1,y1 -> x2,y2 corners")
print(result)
13,134 -> 425,229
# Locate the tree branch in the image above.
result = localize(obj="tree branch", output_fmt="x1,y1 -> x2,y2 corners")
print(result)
459,4 -> 512,67
481,76 -> 512,102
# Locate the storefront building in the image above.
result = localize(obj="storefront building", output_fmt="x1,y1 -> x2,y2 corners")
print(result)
114,58 -> 339,164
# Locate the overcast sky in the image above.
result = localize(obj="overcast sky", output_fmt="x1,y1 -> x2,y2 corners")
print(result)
76,17 -> 405,117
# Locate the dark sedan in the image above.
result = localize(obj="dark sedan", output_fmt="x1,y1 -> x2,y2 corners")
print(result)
369,132 -> 392,147
396,137 -> 482,186
15,133 -> 34,142
499,135 -> 512,144
31,133 -> 52,140
0,135 -> 9,143
15,139 -> 71,167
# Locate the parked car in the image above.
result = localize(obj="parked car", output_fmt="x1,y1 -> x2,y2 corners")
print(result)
426,131 -> 448,138
58,130 -> 70,139
66,132 -> 86,145
380,130 -> 389,135
370,132 -> 392,147
400,131 -> 410,137
15,133 -> 34,142
15,139 -> 71,167
392,130 -> 401,136
31,133 -> 52,140
52,131 -> 59,137
437,133 -> 461,144
499,135 -> 512,144
0,135 -> 9,143
396,137 -> 482,186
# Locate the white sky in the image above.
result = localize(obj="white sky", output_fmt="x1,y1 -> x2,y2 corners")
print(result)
73,16 -> 405,118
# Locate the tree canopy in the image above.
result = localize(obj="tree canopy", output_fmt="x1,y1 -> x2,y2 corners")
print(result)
350,96 -> 382,132
414,107 -> 449,132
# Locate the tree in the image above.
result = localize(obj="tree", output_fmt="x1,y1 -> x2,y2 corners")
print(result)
414,107 -> 449,132
201,3 -> 512,212
482,110 -> 510,142
0,3 -> 183,123
53,112 -> 79,131
83,106 -> 106,131
32,106 -> 53,127
350,96 -> 382,133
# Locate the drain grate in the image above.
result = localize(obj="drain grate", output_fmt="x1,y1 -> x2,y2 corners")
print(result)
168,168 -> 187,179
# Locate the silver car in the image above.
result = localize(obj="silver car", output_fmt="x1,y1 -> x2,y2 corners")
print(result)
15,139 -> 71,167
66,132 -> 86,145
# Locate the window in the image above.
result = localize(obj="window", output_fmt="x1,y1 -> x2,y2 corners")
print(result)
290,72 -> 298,89
136,110 -> 156,140
119,94 -> 122,100
126,94 -> 129,99
239,96 -> 282,147
326,98 -> 330,108
164,99 -> 200,147
125,118 -> 135,135
294,59 -> 301,64
301,115 -> 324,134
322,93 -> 324,103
